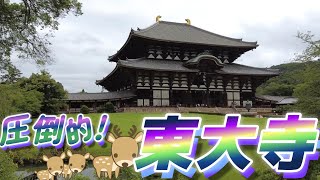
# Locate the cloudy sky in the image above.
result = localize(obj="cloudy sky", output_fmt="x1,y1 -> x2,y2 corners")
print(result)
12,0 -> 320,93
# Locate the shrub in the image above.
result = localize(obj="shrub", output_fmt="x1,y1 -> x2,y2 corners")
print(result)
0,151 -> 18,180
255,169 -> 283,180
80,105 -> 90,114
274,105 -> 294,114
97,102 -> 115,113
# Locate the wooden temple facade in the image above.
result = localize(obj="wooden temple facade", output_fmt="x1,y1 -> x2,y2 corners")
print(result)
96,20 -> 279,108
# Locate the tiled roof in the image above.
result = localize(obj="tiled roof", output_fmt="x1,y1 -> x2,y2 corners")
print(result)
133,21 -> 258,48
118,59 -> 198,72
256,95 -> 285,102
217,64 -> 279,76
276,97 -> 298,105
67,90 -> 135,101
117,58 -> 279,76
256,95 -> 298,105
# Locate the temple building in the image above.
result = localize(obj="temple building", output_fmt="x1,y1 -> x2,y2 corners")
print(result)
68,19 -> 279,110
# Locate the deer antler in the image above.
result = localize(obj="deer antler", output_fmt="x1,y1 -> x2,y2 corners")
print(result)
128,125 -> 137,138
113,125 -> 122,138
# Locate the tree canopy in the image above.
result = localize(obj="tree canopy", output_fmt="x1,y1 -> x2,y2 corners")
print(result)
0,0 -> 82,65
258,32 -> 320,116
0,150 -> 17,180
293,61 -> 320,115
0,0 -> 79,118
294,31 -> 320,62
0,58 -> 22,83
18,70 -> 67,114
0,83 -> 42,118
256,62 -> 311,96
0,70 -> 67,118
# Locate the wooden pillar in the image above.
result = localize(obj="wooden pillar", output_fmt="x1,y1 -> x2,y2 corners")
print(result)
187,74 -> 192,92
93,101 -> 97,112
187,73 -> 195,107
129,70 -> 137,90
251,77 -> 257,108
134,72 -> 138,106
239,78 -> 244,107
222,77 -> 229,107
205,74 -> 213,107
67,101 -> 70,113
168,73 -> 174,106
212,77 -> 218,107
149,72 -> 154,106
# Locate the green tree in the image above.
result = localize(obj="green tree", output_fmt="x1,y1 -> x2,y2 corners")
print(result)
293,71 -> 320,115
292,32 -> 320,116
17,88 -> 43,116
0,0 -> 82,65
257,82 -> 295,96
0,83 -> 42,118
294,31 -> 320,62
258,31 -> 320,116
256,62 -> 306,96
0,58 -> 22,84
0,150 -> 18,180
0,84 -> 19,118
1,0 -> 82,117
18,70 -> 67,114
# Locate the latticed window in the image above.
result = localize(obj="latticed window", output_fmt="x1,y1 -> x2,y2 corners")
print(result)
137,90 -> 151,106
227,91 -> 240,107
153,90 -> 169,106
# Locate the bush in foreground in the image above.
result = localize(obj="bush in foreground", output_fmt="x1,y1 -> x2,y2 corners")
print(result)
80,105 -> 90,114
97,102 -> 115,113
0,151 -> 18,180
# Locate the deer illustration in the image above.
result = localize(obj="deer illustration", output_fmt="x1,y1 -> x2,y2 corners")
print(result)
42,152 -> 66,177
66,150 -> 90,176
62,164 -> 72,179
35,170 -> 53,180
91,125 -> 143,178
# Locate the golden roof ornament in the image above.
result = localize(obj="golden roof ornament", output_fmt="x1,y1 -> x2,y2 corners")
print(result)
185,19 -> 191,25
156,15 -> 162,22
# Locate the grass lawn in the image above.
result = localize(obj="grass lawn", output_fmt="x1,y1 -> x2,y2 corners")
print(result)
64,112 -> 270,180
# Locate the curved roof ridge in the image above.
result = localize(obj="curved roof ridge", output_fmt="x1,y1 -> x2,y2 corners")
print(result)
187,23 -> 256,45
134,21 -> 258,45
230,63 -> 279,71
134,21 -> 160,33
108,30 -> 134,61
96,65 -> 119,85
185,54 -> 224,67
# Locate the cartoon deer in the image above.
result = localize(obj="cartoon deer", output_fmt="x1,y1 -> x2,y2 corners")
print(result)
91,125 -> 143,179
64,150 -> 90,178
42,152 -> 66,177
62,163 -> 72,179
35,170 -> 53,180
